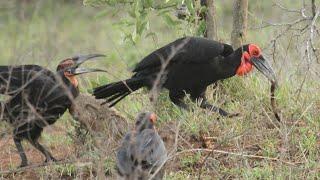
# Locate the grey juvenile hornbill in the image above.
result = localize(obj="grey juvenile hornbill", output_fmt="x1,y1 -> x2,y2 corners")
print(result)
93,37 -> 276,116
0,54 -> 105,167
116,112 -> 167,180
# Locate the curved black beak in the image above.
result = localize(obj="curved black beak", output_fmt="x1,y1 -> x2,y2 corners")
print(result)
251,55 -> 276,83
72,54 -> 106,67
71,67 -> 108,75
69,54 -> 107,75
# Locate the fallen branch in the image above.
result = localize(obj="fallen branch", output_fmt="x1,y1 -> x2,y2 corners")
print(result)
171,148 -> 301,166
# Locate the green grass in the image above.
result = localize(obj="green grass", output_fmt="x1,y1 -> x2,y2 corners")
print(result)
0,0 -> 319,179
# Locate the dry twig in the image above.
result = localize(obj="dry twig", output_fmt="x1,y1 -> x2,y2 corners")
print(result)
173,148 -> 301,166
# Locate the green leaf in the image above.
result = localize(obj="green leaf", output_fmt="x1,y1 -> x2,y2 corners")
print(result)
185,0 -> 195,16
136,19 -> 148,35
142,0 -> 153,8
196,20 -> 206,36
134,0 -> 143,18
139,10 -> 148,20
113,20 -> 134,27
124,33 -> 136,44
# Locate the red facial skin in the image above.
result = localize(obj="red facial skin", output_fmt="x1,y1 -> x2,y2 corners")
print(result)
149,113 -> 157,124
236,44 -> 261,76
149,113 -> 157,131
236,52 -> 252,76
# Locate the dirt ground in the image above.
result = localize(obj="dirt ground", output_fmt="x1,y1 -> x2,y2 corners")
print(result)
1,94 -> 319,179
0,126 -> 75,179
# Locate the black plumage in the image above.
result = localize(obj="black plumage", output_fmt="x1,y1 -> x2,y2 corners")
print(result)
0,54 -> 105,167
93,37 -> 276,116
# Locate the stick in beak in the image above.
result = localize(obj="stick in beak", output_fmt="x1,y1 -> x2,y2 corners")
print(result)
251,55 -> 277,83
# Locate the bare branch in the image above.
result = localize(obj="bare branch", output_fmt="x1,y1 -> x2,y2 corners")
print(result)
171,148 -> 300,166
273,1 -> 301,13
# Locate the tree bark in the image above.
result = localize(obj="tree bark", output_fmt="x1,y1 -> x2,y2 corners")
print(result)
311,0 -> 316,17
203,0 -> 217,40
231,0 -> 248,48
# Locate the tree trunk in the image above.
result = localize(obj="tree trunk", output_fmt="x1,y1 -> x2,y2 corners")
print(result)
231,0 -> 248,48
311,0 -> 316,17
203,0 -> 217,40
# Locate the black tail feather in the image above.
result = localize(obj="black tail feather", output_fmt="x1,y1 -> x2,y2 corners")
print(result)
108,92 -> 130,107
93,78 -> 145,106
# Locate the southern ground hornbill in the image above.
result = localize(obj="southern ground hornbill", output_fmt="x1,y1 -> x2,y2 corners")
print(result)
0,54 -> 105,167
117,112 -> 167,179
93,37 -> 276,116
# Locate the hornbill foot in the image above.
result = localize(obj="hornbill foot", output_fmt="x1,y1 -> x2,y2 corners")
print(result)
217,108 -> 240,117
224,112 -> 240,118
201,104 -> 239,117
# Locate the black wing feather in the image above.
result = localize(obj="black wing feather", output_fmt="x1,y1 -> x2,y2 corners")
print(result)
133,37 -> 233,72
0,65 -> 56,95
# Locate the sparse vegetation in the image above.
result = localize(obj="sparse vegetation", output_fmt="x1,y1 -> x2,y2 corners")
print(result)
0,0 -> 319,179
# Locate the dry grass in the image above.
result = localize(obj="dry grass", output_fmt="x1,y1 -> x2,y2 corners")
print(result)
0,0 -> 319,179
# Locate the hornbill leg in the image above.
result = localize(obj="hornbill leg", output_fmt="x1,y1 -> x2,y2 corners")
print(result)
13,137 -> 28,167
192,91 -> 238,117
199,98 -> 231,116
169,91 -> 189,110
28,139 -> 56,163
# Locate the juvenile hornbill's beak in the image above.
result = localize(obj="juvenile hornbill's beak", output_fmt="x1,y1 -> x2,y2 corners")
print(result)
251,55 -> 276,83
69,54 -> 107,75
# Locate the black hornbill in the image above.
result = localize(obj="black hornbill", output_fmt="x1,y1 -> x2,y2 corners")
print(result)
93,37 -> 276,116
0,54 -> 105,167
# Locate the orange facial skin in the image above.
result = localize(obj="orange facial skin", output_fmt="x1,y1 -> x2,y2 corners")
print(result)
58,59 -> 79,87
149,113 -> 157,123
64,72 -> 79,87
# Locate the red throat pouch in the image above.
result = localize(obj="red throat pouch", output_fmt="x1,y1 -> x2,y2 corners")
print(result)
236,52 -> 253,76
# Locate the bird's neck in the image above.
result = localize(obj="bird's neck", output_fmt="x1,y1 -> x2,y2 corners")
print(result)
57,71 -> 80,98
66,76 -> 79,88
216,50 -> 242,79
136,124 -> 155,133
58,70 -> 79,88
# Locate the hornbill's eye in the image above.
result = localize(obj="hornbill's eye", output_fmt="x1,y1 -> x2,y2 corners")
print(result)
248,44 -> 261,57
252,50 -> 260,57
57,60 -> 74,71
63,68 -> 74,76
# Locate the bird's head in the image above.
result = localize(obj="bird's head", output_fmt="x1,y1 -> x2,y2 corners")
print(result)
57,54 -> 106,87
135,112 -> 157,132
236,44 -> 276,83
